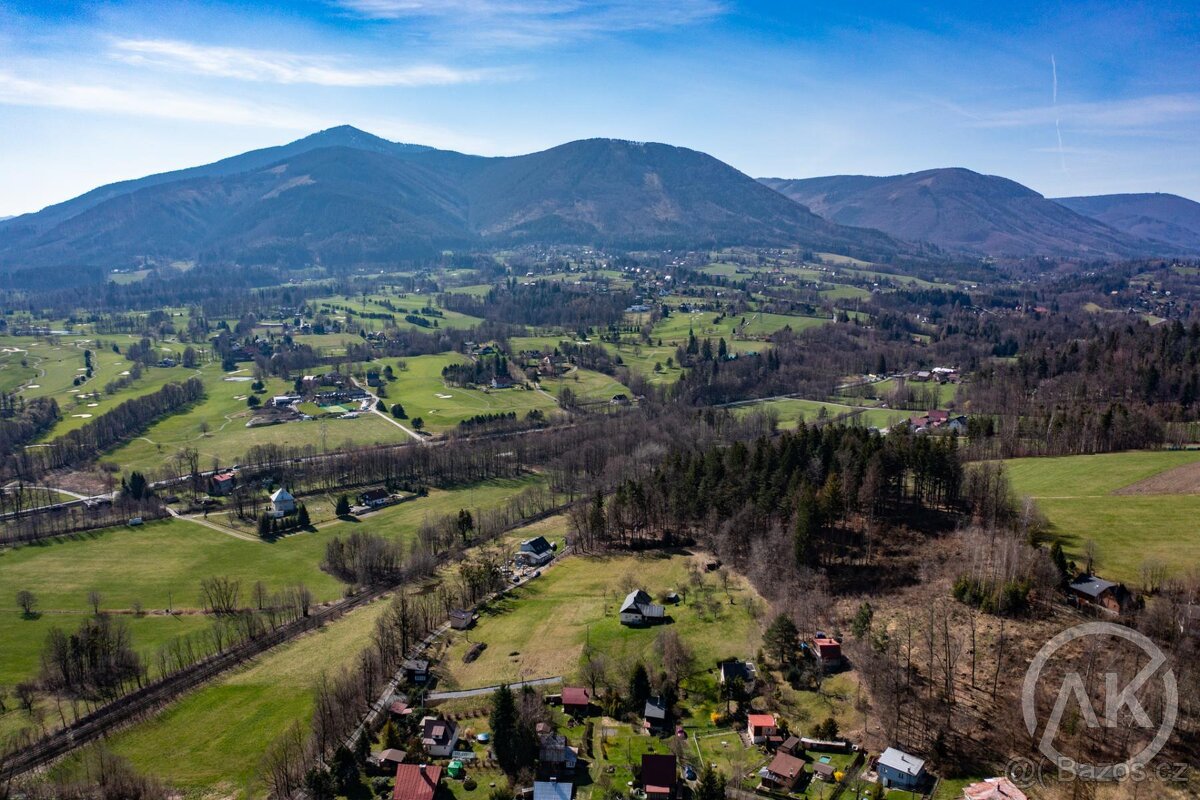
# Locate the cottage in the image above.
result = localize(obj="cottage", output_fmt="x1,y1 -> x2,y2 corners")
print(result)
490,376 -> 515,389
419,716 -> 458,758
877,747 -> 927,790
538,733 -> 578,771
533,779 -> 573,800
516,535 -> 555,567
372,748 -> 406,771
811,637 -> 844,671
643,697 -> 668,732
394,763 -> 442,800
811,762 -> 836,783
1069,575 -> 1136,614
269,488 -> 296,518
209,472 -> 236,496
718,659 -> 757,693
403,658 -> 430,684
778,735 -> 802,756
962,777 -> 1028,799
449,608 -> 473,630
640,754 -> 677,800
746,713 -> 779,745
358,488 -> 392,508
619,590 -> 666,626
760,751 -> 807,793
561,686 -> 591,716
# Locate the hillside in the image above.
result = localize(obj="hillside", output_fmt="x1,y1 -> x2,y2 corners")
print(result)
0,129 -> 898,272
760,168 -> 1153,258
1054,192 -> 1200,253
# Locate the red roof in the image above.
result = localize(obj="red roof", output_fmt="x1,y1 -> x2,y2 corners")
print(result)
394,764 -> 442,800
767,751 -> 806,783
813,638 -> 842,658
562,687 -> 591,706
641,754 -> 677,793
748,713 -> 776,729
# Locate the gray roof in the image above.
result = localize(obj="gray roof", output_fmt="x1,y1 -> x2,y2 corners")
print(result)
1070,575 -> 1118,598
644,697 -> 667,720
878,747 -> 926,777
621,589 -> 665,618
533,781 -> 573,800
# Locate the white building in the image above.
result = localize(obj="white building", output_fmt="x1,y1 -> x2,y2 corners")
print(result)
269,488 -> 296,518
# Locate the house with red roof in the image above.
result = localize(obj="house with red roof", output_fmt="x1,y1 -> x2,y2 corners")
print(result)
812,637 -> 844,671
394,764 -> 442,800
561,686 -> 591,716
747,713 -> 778,744
640,754 -> 677,800
761,751 -> 807,792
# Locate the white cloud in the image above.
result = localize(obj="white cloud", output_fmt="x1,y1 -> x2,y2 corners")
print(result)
0,70 -> 327,129
109,38 -> 505,87
334,0 -> 725,46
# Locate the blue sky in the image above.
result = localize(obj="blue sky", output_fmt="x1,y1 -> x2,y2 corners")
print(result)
1,0 -> 1198,216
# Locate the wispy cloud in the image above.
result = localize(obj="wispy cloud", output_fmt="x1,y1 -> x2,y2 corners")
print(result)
0,70 -> 327,129
334,0 -> 725,46
109,38 -> 504,86
968,93 -> 1200,131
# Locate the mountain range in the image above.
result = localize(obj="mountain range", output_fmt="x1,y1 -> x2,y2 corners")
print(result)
2,127 -> 1197,277
0,127 -> 895,272
759,169 -> 1200,259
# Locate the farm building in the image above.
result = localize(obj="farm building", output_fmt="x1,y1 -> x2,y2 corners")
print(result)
516,535 -> 555,566
619,590 -> 665,626
269,488 -> 296,518
419,716 -> 458,758
877,747 -> 927,790
641,754 -> 677,800
393,764 -> 442,800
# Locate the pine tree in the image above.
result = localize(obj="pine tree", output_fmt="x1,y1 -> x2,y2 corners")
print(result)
764,613 -> 800,666
257,513 -> 271,539
297,504 -> 311,528
628,663 -> 651,710
380,718 -> 402,750
335,495 -> 351,516
489,685 -> 520,773
695,765 -> 725,800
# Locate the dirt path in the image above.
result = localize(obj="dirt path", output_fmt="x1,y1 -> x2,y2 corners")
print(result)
1112,460 -> 1200,495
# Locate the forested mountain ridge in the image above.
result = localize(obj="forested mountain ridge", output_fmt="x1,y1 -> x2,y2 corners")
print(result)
1053,192 -> 1200,253
760,168 -> 1168,258
0,129 -> 900,273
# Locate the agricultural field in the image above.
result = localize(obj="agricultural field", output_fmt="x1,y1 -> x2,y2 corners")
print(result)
1005,450 -> 1200,583
106,597 -> 391,797
384,353 -> 560,432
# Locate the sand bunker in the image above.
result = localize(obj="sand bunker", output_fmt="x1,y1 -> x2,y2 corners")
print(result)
224,376 -> 253,382
436,393 -> 453,399
72,413 -> 93,418
1113,460 -> 1200,495
26,384 -> 39,389
87,403 -> 99,407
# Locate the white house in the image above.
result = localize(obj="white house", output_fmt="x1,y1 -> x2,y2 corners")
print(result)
269,488 -> 296,518
516,535 -> 555,566
420,716 -> 459,758
619,590 -> 665,626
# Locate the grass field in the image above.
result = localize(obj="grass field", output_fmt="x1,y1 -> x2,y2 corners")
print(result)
107,597 -> 390,797
1005,450 -> 1200,583
440,547 -> 766,691
651,309 -> 827,344
103,366 -> 407,473
539,368 -> 631,403
386,353 -> 560,431
731,397 -> 905,430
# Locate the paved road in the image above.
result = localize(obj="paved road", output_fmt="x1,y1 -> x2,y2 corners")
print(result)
427,675 -> 563,701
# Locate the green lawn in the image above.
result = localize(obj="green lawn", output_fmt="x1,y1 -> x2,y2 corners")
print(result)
1004,450 -> 1200,583
731,397 -> 905,430
539,368 -> 632,403
652,310 -> 826,344
386,353 -> 560,432
107,597 -> 390,798
440,549 -> 765,691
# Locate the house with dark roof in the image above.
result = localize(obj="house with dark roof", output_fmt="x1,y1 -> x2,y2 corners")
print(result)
718,659 -> 757,693
403,659 -> 430,684
517,536 -> 555,566
358,488 -> 392,508
877,747 -> 927,791
538,733 -> 578,772
619,590 -> 666,626
760,751 -> 807,793
394,763 -> 442,800
1069,575 -> 1136,614
561,687 -> 591,716
643,697 -> 668,732
640,754 -> 677,800
449,608 -> 473,630
419,716 -> 458,758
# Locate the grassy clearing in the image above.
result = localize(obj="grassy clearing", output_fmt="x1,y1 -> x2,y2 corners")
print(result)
1005,450 -> 1200,582
385,353 -> 559,432
103,366 -> 407,472
539,368 -> 631,403
651,310 -> 826,344
440,548 -> 765,691
108,598 -> 390,797
730,397 -> 904,430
